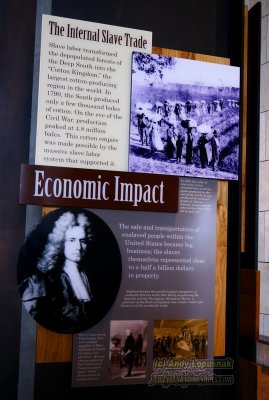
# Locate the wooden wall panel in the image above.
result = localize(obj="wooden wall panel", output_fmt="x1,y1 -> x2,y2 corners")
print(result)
239,358 -> 262,400
36,324 -> 72,363
215,181 -> 228,355
240,268 -> 260,340
36,48 -> 229,363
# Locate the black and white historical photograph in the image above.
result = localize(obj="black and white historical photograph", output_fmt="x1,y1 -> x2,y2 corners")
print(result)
153,319 -> 208,359
129,52 -> 240,180
17,208 -> 122,334
109,320 -> 148,380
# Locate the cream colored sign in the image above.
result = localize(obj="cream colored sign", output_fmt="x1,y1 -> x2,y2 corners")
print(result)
35,15 -> 152,171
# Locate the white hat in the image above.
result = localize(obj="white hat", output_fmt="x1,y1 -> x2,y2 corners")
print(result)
150,112 -> 162,122
187,119 -> 197,128
134,102 -> 145,115
143,102 -> 153,110
197,123 -> 211,134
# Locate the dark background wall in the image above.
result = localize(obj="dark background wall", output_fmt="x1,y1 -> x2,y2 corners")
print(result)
0,2 -> 37,400
0,1 -> 244,399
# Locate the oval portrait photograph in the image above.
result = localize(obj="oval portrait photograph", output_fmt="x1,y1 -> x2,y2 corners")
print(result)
17,208 -> 122,334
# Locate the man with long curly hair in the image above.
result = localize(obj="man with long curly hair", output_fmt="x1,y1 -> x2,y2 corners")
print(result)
20,211 -> 94,333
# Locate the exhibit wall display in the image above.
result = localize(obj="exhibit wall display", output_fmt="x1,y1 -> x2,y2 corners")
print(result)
15,3 -> 240,398
1,0 -> 247,399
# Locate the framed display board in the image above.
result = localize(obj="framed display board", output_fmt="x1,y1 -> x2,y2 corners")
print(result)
16,3 -> 243,398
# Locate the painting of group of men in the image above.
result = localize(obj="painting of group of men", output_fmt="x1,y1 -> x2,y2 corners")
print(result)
153,319 -> 208,360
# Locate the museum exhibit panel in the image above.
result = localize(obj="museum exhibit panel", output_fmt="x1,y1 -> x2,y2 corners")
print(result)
1,1 -> 267,399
